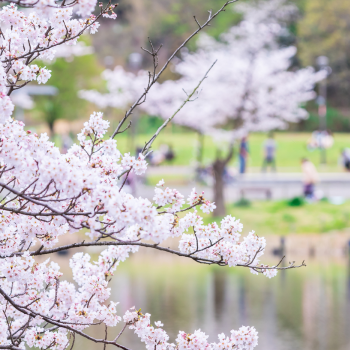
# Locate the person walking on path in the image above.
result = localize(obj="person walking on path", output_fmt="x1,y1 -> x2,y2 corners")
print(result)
340,148 -> 350,172
262,133 -> 277,172
301,158 -> 319,200
239,136 -> 249,174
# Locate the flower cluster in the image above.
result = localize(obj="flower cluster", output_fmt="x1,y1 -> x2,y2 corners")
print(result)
122,152 -> 148,175
124,307 -> 259,350
0,110 -> 278,349
0,111 -> 220,255
0,2 -> 117,121
154,185 -> 185,213
177,214 -> 272,272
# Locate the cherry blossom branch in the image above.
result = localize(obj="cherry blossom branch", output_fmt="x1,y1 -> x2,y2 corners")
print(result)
69,332 -> 75,350
0,286 -> 131,350
3,2 -> 117,96
49,278 -> 60,311
0,181 -> 100,219
0,0 -> 76,9
0,3 -> 313,349
113,323 -> 128,342
5,239 -> 306,271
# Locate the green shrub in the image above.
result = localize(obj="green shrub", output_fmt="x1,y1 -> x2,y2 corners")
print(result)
288,197 -> 305,207
234,198 -> 252,207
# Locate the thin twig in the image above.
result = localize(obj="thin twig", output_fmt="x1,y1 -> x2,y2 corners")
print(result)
142,60 -> 217,155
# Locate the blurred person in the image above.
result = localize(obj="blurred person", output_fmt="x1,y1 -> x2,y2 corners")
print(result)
149,147 -> 167,166
322,130 -> 334,149
262,133 -> 277,172
148,150 -> 165,166
165,144 -> 175,162
223,166 -> 235,184
195,166 -> 214,186
61,133 -> 73,154
301,158 -> 319,199
307,129 -> 334,150
136,146 -> 143,157
239,136 -> 249,174
340,148 -> 350,171
149,144 -> 175,166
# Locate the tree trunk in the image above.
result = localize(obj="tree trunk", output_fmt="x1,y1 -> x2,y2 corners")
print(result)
197,132 -> 205,166
48,120 -> 54,136
213,158 -> 226,217
212,145 -> 234,217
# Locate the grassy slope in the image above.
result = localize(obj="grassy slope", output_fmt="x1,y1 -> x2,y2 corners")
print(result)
115,131 -> 350,171
201,200 -> 350,236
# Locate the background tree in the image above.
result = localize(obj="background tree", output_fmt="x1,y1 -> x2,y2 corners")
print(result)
29,39 -> 103,135
93,0 -> 243,70
144,0 -> 324,217
81,0 -> 324,217
298,0 -> 350,109
92,0 -> 350,132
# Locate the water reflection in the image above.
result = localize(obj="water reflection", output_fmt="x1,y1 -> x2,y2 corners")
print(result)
77,252 -> 350,350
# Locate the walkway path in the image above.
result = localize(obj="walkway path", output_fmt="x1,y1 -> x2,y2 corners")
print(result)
137,167 -> 350,201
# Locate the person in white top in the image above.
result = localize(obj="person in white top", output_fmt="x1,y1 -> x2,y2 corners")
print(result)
301,158 -> 319,199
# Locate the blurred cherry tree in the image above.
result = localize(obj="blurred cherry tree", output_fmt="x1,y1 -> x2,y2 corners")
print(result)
81,0 -> 325,216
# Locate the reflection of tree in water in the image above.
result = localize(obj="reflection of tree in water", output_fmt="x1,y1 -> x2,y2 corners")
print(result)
213,270 -> 226,320
238,275 -> 247,326
77,259 -> 350,350
261,285 -> 277,349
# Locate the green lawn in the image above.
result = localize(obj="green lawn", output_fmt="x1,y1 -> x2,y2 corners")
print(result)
201,199 -> 350,236
114,131 -> 350,172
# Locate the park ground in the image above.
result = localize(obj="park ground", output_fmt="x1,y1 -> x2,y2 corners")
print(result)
119,131 -> 350,236
200,199 -> 350,236
113,131 -> 350,172
51,128 -> 350,235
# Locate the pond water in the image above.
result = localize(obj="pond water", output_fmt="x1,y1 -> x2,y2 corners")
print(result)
76,248 -> 350,350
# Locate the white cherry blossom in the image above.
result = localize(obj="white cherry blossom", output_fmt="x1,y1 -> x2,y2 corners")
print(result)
0,1 -> 306,349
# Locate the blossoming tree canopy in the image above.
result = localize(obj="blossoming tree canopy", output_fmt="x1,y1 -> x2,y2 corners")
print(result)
0,1 -> 305,349
144,0 -> 326,138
